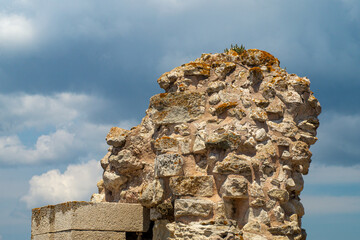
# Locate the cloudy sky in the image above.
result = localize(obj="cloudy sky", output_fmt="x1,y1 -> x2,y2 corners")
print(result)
0,0 -> 359,239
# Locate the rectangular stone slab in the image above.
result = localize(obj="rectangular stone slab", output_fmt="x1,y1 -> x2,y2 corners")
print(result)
31,201 -> 150,236
32,230 -> 126,240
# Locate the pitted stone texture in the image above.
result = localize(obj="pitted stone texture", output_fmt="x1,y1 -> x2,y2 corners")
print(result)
220,175 -> 248,199
166,222 -> 242,240
105,127 -> 129,148
108,149 -> 144,174
32,231 -> 126,240
31,202 -> 150,236
139,179 -> 164,208
149,92 -> 206,124
174,199 -> 213,217
155,153 -> 184,177
213,153 -> 252,176
103,171 -> 128,191
93,48 -> 320,240
170,176 -> 214,197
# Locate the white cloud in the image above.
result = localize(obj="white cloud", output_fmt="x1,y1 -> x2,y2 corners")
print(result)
0,92 -> 137,165
0,13 -> 35,50
0,130 -> 75,164
0,121 -> 136,165
0,92 -> 106,133
21,160 -> 102,208
302,195 -> 360,214
306,164 -> 360,184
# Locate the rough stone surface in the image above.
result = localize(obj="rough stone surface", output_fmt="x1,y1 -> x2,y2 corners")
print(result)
155,153 -> 184,177
32,48 -> 321,240
96,48 -> 319,240
220,175 -> 248,198
31,202 -> 150,237
174,199 -> 213,217
106,127 -> 129,148
32,231 -> 126,240
169,176 -> 214,197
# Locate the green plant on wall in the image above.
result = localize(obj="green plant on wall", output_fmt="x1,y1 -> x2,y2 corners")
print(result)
224,44 -> 246,54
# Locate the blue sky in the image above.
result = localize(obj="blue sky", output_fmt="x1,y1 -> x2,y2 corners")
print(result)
0,0 -> 359,239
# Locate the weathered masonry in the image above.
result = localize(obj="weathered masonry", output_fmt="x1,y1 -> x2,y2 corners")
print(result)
32,49 -> 321,240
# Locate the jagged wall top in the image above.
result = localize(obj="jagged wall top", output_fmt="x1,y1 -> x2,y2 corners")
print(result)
94,48 -> 321,240
157,49 -> 280,92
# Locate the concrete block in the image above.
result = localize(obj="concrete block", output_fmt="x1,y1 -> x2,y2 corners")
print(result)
32,230 -> 126,240
31,201 -> 150,236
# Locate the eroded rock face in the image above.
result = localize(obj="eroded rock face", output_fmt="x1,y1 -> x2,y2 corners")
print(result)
92,49 -> 321,240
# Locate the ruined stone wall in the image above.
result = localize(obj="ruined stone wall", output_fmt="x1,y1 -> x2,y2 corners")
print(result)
91,49 -> 321,240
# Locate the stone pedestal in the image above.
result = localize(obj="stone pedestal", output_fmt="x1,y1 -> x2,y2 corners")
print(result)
31,201 -> 150,240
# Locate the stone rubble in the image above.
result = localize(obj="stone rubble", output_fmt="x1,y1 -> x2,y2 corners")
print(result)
92,48 -> 321,239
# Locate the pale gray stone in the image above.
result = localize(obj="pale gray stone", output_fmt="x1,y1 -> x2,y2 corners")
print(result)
209,93 -> 221,105
139,179 -> 164,208
220,175 -> 248,199
108,149 -> 144,174
155,153 -> 184,177
174,199 -> 213,217
31,202 -> 150,235
193,131 -> 206,154
254,128 -> 267,142
102,171 -> 128,191
245,208 -> 270,225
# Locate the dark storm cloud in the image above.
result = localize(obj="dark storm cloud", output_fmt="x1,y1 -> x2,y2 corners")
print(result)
0,1 -> 359,122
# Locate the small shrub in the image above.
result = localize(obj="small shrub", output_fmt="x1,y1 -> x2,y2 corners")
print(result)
224,44 -> 246,54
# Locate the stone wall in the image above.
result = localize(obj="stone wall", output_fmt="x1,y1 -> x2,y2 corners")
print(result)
90,49 -> 321,240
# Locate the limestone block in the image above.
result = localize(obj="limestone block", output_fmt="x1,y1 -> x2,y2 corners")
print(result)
291,141 -> 311,164
240,49 -> 280,67
268,120 -> 297,138
155,153 -> 184,177
207,81 -> 225,93
108,149 -> 144,174
212,61 -> 236,77
178,137 -> 191,154
106,127 -> 129,148
254,128 -> 267,142
169,176 -> 214,197
31,202 -> 150,236
154,136 -> 178,153
32,231 -> 126,240
250,108 -> 268,122
139,179 -> 164,208
213,153 -> 252,176
220,175 -> 248,199
193,131 -> 206,154
208,93 -> 221,105
182,62 -> 210,76
174,199 -> 213,217
243,233 -> 267,240
103,171 -> 128,191
272,206 -> 285,222
149,92 -> 206,124
90,193 -> 105,203
268,189 -> 289,203
245,208 -> 270,225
